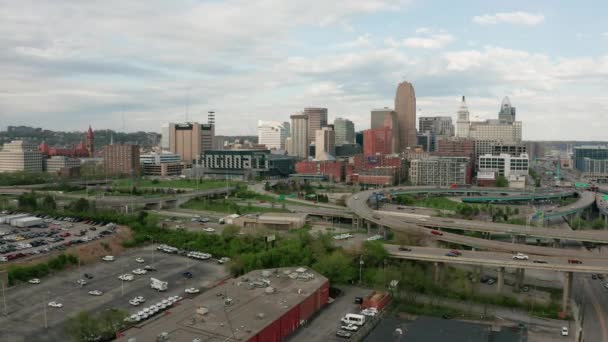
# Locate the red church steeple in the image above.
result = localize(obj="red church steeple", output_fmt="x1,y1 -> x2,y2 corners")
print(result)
85,125 -> 94,157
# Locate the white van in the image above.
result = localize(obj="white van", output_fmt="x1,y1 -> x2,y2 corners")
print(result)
341,313 -> 366,326
102,255 -> 115,262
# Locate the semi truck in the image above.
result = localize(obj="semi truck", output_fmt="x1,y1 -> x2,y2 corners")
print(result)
150,278 -> 168,292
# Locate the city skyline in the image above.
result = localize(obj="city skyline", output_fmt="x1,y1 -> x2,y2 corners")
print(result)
1,1 -> 607,140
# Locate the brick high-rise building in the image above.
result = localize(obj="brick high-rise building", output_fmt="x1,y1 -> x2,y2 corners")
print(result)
363,128 -> 393,156
104,144 -> 140,176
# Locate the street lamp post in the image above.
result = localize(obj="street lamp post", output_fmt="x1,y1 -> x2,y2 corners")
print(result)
359,256 -> 364,284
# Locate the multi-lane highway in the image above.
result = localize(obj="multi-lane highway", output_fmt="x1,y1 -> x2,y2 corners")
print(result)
347,187 -> 608,258
385,245 -> 608,274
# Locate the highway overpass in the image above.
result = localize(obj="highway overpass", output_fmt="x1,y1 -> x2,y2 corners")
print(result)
385,244 -> 600,312
347,187 -> 608,259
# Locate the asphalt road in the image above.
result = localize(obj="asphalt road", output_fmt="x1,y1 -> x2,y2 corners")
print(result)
0,245 -> 229,342
386,245 -> 608,273
288,286 -> 370,342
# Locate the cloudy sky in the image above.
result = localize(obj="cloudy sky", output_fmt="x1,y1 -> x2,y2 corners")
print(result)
1,0 -> 607,140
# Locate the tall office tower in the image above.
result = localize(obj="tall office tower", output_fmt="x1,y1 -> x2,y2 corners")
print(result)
169,122 -> 215,164
304,107 -> 328,144
456,96 -> 471,138
283,121 -> 291,138
498,96 -> 516,123
333,118 -> 355,145
85,126 -> 95,157
0,140 -> 43,173
419,117 -> 454,136
201,123 -> 215,152
160,124 -> 170,150
103,144 -> 140,176
288,114 -> 309,158
257,121 -> 288,150
371,108 -> 400,152
394,81 -> 417,150
315,127 -> 336,161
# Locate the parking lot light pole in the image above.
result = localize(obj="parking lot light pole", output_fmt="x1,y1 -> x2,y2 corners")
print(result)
359,256 -> 364,284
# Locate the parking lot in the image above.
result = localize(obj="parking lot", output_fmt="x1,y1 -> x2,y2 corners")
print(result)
0,212 -> 120,263
289,286 -> 372,342
0,245 -> 229,342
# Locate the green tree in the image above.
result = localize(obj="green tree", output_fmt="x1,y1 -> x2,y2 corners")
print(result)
17,192 -> 38,211
362,241 -> 389,268
40,194 -> 57,211
69,198 -> 90,212
312,251 -> 356,284
495,176 -> 509,188
592,218 -> 605,230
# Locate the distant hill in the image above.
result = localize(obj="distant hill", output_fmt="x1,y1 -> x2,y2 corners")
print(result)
1,126 -> 160,149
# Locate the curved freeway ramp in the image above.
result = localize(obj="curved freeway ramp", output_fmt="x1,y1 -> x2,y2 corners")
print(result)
348,187 -> 608,259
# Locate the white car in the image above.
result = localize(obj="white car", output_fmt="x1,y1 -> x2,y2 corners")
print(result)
199,217 -> 210,223
134,296 -> 145,303
185,288 -> 200,294
366,235 -> 383,241
129,299 -> 141,306
76,279 -> 87,286
203,227 -> 216,233
561,327 -> 569,336
132,268 -> 147,275
102,255 -> 115,262
118,274 -> 134,281
218,257 -> 231,264
361,308 -> 378,316
48,301 -> 63,308
88,290 -> 103,296
135,257 -> 145,263
512,253 -> 529,260
341,324 -> 359,331
28,278 -> 41,284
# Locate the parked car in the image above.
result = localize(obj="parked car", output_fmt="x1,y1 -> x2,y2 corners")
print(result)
336,330 -> 352,339
340,324 -> 359,331
76,279 -> 87,286
28,278 -> 41,284
88,290 -> 103,296
561,327 -> 569,336
84,273 -> 94,279
183,271 -> 193,278
135,257 -> 145,263
185,288 -> 200,294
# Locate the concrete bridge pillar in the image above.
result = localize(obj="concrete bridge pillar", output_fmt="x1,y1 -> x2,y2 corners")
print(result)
433,262 -> 444,284
366,220 -> 371,235
497,267 -> 505,293
562,271 -> 573,313
515,268 -> 525,289
553,238 -> 561,248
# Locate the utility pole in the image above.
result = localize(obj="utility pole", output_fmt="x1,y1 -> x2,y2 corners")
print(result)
43,291 -> 48,329
1,280 -> 7,316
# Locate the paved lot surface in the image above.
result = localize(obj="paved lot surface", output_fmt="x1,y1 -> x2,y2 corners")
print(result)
0,245 -> 229,342
0,214 -> 118,263
288,285 -> 370,342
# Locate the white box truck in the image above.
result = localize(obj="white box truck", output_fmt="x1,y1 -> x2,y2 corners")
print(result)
150,278 -> 168,292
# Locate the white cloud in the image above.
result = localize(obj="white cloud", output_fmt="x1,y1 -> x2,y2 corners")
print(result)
472,11 -> 545,26
403,34 -> 454,49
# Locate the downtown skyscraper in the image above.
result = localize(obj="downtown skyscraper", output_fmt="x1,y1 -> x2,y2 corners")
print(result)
394,81 -> 417,150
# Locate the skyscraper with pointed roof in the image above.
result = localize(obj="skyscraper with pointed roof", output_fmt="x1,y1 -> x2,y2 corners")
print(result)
498,96 -> 516,123
455,96 -> 470,138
